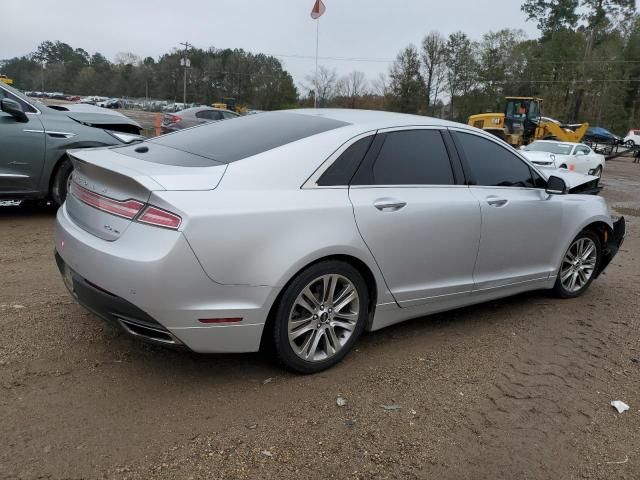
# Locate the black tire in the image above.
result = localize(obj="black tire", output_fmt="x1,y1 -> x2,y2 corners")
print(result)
51,157 -> 73,206
553,230 -> 601,299
593,165 -> 603,178
272,260 -> 369,374
626,140 -> 635,148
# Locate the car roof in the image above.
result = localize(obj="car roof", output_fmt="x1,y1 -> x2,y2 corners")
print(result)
278,108 -> 466,131
178,106 -> 237,114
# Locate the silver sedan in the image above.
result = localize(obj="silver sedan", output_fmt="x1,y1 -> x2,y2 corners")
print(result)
55,110 -> 625,373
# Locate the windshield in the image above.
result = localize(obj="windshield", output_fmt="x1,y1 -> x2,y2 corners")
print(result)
524,142 -> 573,155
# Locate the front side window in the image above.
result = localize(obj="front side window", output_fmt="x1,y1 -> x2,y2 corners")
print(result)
0,86 -> 37,114
369,130 -> 454,186
456,132 -> 535,188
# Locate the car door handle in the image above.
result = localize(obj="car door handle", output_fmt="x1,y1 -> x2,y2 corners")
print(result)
373,198 -> 407,212
486,196 -> 509,208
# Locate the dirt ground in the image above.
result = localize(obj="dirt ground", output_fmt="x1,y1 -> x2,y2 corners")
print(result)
1,158 -> 639,480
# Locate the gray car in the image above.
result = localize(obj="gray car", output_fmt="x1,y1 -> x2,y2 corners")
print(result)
0,83 -> 143,205
54,109 -> 625,373
161,106 -> 239,134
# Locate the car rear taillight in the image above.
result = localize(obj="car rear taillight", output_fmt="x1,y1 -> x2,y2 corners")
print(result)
70,182 -> 143,220
163,114 -> 182,125
70,181 -> 182,230
137,206 -> 182,230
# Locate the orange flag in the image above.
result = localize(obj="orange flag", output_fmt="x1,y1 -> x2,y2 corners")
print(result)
311,0 -> 326,19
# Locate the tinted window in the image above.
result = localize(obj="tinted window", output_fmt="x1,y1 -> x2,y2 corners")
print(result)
370,130 -> 454,185
222,111 -> 238,119
318,136 -> 374,186
456,132 -> 534,188
149,112 -> 349,164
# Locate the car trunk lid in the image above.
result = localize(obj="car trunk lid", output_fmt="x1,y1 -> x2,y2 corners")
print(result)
66,144 -> 226,240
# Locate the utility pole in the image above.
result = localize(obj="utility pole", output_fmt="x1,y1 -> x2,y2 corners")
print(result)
41,62 -> 46,95
179,41 -> 191,106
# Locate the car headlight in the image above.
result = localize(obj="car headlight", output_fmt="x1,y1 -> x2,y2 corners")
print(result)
105,130 -> 145,144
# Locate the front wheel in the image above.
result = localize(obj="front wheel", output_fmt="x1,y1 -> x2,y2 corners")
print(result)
626,140 -> 636,148
553,231 -> 601,298
272,261 -> 369,373
592,165 -> 603,178
51,157 -> 73,206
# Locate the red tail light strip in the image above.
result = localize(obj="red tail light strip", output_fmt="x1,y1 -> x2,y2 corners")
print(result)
137,206 -> 182,229
70,182 -> 144,220
70,181 -> 182,230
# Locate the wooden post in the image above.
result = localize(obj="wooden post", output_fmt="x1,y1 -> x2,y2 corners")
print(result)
155,113 -> 162,137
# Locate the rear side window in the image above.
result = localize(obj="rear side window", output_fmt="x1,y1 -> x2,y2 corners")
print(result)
196,110 -> 222,121
455,132 -> 535,188
149,112 -> 349,164
369,130 -> 454,185
318,136 -> 374,186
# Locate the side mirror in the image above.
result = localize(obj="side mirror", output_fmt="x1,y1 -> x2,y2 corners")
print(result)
546,175 -> 568,195
1,98 -> 28,123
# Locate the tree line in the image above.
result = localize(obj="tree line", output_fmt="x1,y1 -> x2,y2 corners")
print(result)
0,41 -> 299,110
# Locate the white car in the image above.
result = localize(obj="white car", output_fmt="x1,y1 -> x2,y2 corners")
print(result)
521,140 -> 605,177
623,129 -> 640,147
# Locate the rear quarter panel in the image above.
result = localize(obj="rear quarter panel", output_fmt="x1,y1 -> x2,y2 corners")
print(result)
153,128 -> 394,305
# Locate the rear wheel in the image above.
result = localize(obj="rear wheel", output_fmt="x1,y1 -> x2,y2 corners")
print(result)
553,231 -> 601,298
272,261 -> 369,373
51,157 -> 73,206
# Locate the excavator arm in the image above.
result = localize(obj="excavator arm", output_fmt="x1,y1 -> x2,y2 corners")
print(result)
537,121 -> 590,143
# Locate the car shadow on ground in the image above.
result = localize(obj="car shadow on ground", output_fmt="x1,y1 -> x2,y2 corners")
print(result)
94,289 -> 553,383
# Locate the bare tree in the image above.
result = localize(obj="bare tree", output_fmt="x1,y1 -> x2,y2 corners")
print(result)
421,31 -> 447,111
337,71 -> 368,108
371,72 -> 389,97
305,66 -> 338,107
114,52 -> 142,66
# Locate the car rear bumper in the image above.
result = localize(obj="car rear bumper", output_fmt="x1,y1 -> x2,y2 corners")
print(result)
596,216 -> 625,277
55,203 -> 278,353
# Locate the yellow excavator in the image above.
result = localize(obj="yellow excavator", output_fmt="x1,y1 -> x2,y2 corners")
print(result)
468,97 -> 589,147
0,74 -> 14,85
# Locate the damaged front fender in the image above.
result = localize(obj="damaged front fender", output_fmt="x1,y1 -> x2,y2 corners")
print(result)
595,216 -> 626,278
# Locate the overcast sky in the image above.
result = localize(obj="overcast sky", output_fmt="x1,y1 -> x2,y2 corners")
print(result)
2,0 -> 539,88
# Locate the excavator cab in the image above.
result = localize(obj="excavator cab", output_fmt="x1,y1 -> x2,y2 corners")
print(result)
504,97 -> 542,144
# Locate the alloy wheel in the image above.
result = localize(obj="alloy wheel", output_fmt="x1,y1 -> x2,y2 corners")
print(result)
287,274 -> 360,362
559,237 -> 597,293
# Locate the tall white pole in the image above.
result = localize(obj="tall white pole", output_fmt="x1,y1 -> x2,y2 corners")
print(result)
314,19 -> 319,109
